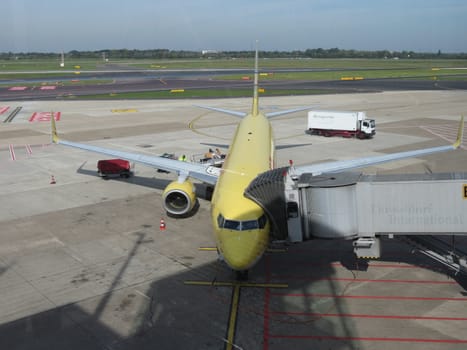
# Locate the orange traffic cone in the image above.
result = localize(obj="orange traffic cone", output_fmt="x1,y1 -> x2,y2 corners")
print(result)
159,218 -> 166,231
50,175 -> 56,184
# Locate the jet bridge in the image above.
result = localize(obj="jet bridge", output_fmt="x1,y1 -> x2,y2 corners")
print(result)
245,171 -> 467,275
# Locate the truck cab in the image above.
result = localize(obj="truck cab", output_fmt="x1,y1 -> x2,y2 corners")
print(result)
360,118 -> 376,138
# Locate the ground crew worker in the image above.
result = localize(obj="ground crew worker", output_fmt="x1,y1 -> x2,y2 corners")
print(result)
178,154 -> 187,161
204,148 -> 215,159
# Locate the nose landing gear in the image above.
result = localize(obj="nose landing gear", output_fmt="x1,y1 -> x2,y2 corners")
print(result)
235,270 -> 249,281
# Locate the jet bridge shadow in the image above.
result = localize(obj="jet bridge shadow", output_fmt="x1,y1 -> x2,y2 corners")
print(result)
2,187 -> 466,350
1,232 -> 466,349
0,235 -> 355,350
337,235 -> 467,288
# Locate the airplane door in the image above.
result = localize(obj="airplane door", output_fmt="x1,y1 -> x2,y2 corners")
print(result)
287,201 -> 302,242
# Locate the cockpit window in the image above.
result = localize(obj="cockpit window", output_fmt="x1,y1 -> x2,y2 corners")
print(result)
242,220 -> 259,230
217,213 -> 268,231
224,219 -> 241,230
258,214 -> 267,229
217,214 -> 225,228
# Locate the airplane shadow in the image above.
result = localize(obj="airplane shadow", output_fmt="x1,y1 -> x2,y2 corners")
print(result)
76,161 -> 214,201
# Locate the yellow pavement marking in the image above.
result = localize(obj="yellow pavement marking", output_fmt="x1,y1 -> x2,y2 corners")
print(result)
111,109 -> 138,113
198,246 -> 287,253
185,279 -> 287,350
188,113 -> 233,140
198,247 -> 218,251
226,284 -> 241,350
184,280 -> 288,288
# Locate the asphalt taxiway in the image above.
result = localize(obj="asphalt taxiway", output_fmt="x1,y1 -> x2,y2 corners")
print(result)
2,67 -> 467,100
1,91 -> 467,349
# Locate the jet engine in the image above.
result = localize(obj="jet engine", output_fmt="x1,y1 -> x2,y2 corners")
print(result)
162,180 -> 197,216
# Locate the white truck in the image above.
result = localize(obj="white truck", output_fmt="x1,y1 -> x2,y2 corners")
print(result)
306,110 -> 376,139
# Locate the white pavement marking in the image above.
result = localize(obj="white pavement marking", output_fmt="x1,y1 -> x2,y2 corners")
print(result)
8,144 -> 16,161
420,124 -> 467,150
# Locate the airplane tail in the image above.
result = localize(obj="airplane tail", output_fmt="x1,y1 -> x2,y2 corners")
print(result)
252,41 -> 259,116
196,41 -> 311,118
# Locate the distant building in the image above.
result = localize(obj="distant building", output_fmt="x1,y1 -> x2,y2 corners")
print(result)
201,50 -> 219,55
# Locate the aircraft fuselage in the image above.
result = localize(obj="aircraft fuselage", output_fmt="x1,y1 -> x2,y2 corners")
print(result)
210,111 -> 274,271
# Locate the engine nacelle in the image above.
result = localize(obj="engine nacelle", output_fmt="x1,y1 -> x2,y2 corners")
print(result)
162,180 -> 197,216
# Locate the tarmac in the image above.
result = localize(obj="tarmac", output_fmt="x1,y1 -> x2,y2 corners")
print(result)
1,90 -> 467,349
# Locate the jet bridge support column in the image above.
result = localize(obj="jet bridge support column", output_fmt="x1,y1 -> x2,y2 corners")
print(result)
398,235 -> 467,275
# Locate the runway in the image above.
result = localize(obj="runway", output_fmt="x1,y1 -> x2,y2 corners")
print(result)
0,91 -> 467,349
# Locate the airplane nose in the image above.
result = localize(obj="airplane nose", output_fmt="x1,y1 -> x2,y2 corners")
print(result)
224,252 -> 253,271
220,231 -> 268,271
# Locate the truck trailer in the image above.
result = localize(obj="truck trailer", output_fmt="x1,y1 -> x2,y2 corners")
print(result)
97,159 -> 132,179
307,110 -> 376,139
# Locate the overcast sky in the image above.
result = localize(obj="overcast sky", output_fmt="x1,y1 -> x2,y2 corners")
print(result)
1,0 -> 466,53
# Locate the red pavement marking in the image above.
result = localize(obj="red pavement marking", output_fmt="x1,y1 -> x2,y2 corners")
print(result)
263,255 -> 271,350
271,292 -> 467,302
8,144 -> 15,161
0,106 -> 9,114
274,276 -> 457,284
8,86 -> 27,91
269,334 -> 467,344
29,112 -> 61,122
39,86 -> 57,90
296,262 -> 422,269
271,311 -> 467,321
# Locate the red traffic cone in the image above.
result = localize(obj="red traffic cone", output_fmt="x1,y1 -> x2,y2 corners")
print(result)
159,218 -> 166,231
50,175 -> 56,184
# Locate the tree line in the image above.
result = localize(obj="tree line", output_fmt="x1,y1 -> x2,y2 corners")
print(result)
1,48 -> 466,60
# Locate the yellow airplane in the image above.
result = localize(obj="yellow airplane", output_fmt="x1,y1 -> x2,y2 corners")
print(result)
51,48 -> 464,279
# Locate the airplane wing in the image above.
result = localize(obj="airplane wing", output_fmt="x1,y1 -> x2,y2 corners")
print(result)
265,106 -> 313,119
194,105 -> 247,118
196,105 -> 313,119
51,118 -> 219,185
293,116 -> 464,176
